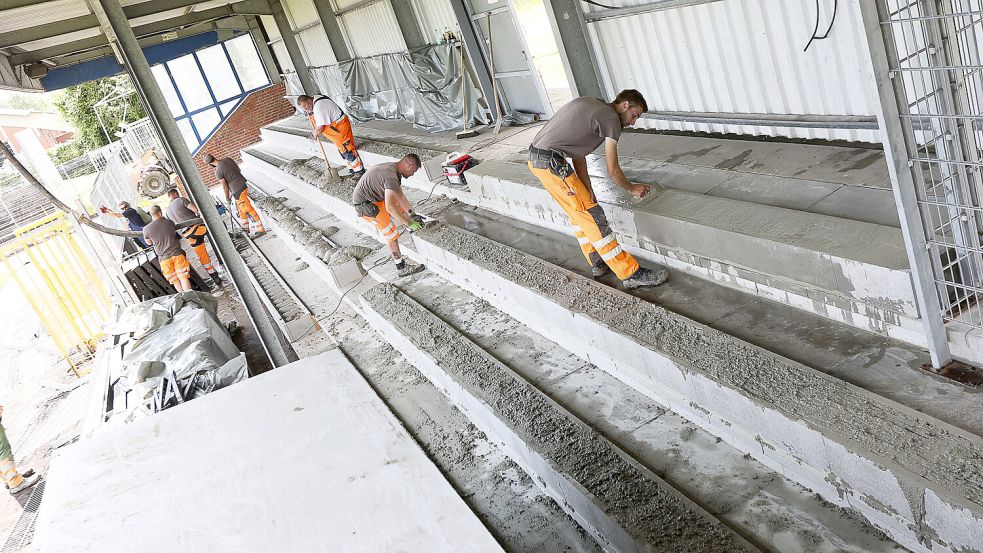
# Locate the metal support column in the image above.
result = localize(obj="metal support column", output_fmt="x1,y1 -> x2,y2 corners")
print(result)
858,0 -> 952,367
541,0 -> 603,98
449,0 -> 495,116
247,15 -> 282,84
389,0 -> 427,50
310,0 -> 351,61
88,0 -> 291,368
269,0 -> 316,95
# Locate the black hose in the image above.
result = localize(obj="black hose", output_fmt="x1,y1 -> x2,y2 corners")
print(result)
804,0 -> 838,52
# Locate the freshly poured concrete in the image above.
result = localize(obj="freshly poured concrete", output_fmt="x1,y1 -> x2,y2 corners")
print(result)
35,350 -> 504,553
411,223 -> 983,553
242,150 -> 918,552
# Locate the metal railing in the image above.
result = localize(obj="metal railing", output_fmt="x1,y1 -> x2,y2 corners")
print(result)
864,0 -> 983,364
119,117 -> 163,161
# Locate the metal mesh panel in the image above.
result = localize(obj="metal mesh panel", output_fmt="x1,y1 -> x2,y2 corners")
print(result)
880,0 -> 983,329
89,150 -> 138,256
120,117 -> 163,161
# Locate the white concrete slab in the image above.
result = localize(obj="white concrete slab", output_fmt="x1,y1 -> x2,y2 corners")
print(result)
34,350 -> 504,553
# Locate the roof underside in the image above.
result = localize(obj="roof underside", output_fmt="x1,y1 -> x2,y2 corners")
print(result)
0,0 -> 267,92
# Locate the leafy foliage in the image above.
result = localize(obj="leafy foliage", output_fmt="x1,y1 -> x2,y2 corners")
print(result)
0,94 -> 51,111
47,140 -> 85,165
54,75 -> 146,151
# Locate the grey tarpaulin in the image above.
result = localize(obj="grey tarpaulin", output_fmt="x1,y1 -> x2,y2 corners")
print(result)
107,291 -> 247,423
287,43 -> 491,132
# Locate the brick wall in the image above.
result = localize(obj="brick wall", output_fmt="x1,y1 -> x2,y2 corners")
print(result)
192,82 -> 295,190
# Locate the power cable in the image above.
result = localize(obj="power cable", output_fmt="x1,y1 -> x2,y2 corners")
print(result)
804,0 -> 838,52
579,0 -> 620,9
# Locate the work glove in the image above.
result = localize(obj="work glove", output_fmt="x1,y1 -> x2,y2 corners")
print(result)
99,206 -> 108,214
407,220 -> 423,233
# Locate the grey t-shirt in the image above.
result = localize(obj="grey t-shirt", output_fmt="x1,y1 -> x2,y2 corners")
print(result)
143,218 -> 184,260
166,197 -> 196,223
530,97 -> 622,159
215,158 -> 247,198
352,162 -> 402,205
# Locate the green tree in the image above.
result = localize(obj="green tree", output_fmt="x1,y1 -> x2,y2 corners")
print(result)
54,75 -> 146,151
0,94 -> 51,111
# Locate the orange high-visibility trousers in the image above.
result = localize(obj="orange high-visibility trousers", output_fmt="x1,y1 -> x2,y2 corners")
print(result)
181,224 -> 216,274
235,188 -> 265,233
311,114 -> 363,172
528,161 -> 639,280
360,201 -> 400,243
160,254 -> 191,286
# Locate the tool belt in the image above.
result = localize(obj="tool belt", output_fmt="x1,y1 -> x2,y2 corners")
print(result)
354,201 -> 380,218
528,145 -> 574,179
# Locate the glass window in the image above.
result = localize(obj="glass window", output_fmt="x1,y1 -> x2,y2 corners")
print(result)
191,108 -> 221,142
152,64 -> 184,115
176,118 -> 198,149
220,99 -> 240,117
167,54 -> 212,112
196,45 -> 241,102
226,35 -> 270,91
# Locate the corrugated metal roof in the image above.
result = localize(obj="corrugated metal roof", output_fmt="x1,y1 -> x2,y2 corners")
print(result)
0,0 -> 90,34
413,0 -> 458,44
339,1 -> 405,57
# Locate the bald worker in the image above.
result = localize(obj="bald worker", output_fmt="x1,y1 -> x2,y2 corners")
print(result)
143,205 -> 192,292
527,89 -> 668,290
351,154 -> 424,277
166,189 -> 222,286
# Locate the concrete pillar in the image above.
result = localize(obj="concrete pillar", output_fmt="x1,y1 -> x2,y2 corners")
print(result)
270,0 -> 317,95
247,15 -> 282,84
90,0 -> 291,368
389,0 -> 427,50
541,0 -> 604,98
311,0 -> 352,61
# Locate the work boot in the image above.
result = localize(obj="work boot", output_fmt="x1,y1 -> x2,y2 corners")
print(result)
395,261 -> 424,278
211,273 -> 223,286
622,268 -> 669,290
591,261 -> 610,278
9,473 -> 39,494
252,230 -> 267,238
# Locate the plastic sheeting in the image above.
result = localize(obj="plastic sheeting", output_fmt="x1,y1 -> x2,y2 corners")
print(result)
289,43 -> 490,132
107,291 -> 247,423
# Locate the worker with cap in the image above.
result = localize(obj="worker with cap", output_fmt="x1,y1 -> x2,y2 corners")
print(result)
527,89 -> 669,290
143,205 -> 192,292
101,201 -> 150,248
0,405 -> 39,495
297,94 -> 364,176
202,154 -> 265,237
351,154 -> 424,277
165,189 -> 222,286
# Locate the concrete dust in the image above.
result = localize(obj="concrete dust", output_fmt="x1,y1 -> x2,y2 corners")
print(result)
418,223 -> 983,511
362,282 -> 755,553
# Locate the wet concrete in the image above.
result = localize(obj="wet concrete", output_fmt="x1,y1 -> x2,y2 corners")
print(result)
415,223 -> 983,514
362,282 -> 757,553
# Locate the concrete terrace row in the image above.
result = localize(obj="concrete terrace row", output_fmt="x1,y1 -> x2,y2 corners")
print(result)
259,117 -> 983,365
236,123 -> 983,553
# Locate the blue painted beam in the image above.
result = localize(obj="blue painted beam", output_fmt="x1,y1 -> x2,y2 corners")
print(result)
41,32 -> 220,91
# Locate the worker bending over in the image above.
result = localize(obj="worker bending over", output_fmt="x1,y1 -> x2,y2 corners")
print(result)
143,206 -> 192,292
297,94 -> 364,176
0,405 -> 39,495
527,89 -> 668,290
203,154 -> 265,237
352,154 -> 424,277
101,201 -> 150,248
166,189 -> 222,286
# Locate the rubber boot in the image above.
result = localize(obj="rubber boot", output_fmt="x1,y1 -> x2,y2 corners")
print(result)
622,268 -> 669,290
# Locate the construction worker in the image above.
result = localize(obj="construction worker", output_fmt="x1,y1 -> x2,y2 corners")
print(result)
0,405 -> 39,495
143,205 -> 192,292
297,94 -> 364,176
203,154 -> 266,237
100,201 -> 150,248
527,89 -> 669,290
165,189 -> 222,286
352,154 -> 424,277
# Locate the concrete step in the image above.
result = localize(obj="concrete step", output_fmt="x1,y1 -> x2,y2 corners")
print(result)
241,162 -> 910,553
256,121 -> 983,364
